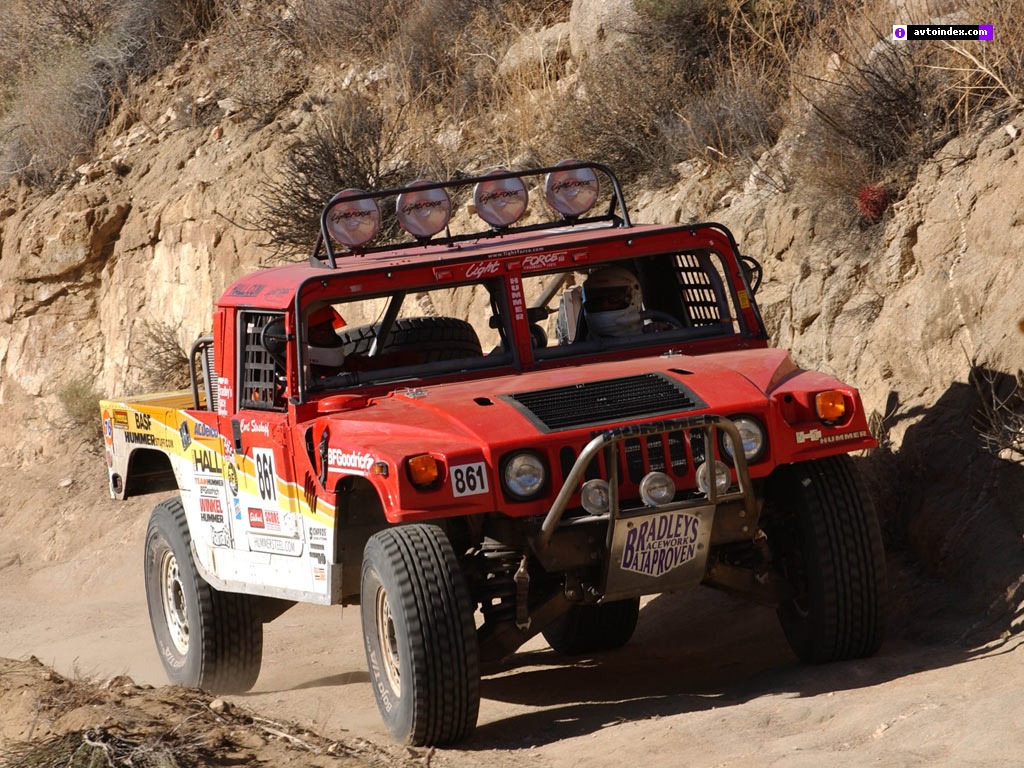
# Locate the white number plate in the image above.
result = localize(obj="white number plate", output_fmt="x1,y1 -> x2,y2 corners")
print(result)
451,462 -> 489,497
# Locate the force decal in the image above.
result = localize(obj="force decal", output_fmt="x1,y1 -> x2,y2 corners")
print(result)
621,512 -> 700,577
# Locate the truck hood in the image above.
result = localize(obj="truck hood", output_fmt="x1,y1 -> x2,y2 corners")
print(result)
318,349 -> 797,457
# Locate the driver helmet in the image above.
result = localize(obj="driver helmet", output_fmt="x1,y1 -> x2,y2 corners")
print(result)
582,266 -> 643,338
306,306 -> 347,371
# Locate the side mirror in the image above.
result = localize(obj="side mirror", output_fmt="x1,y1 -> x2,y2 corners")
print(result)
740,256 -> 763,294
261,318 -> 289,367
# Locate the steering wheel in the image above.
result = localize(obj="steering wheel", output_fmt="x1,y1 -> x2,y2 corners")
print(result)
642,310 -> 684,330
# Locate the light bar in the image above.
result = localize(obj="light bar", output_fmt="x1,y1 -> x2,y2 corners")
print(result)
544,160 -> 599,218
396,181 -> 451,238
326,189 -> 381,248
473,171 -> 528,227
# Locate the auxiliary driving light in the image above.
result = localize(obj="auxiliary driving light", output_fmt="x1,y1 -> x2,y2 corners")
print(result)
326,189 -> 381,248
580,478 -> 610,515
695,460 -> 731,497
473,171 -> 528,227
722,417 -> 766,462
544,160 -> 599,218
639,471 -> 675,507
395,182 -> 451,238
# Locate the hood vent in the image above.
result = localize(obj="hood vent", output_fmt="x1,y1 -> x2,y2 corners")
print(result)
506,372 -> 705,432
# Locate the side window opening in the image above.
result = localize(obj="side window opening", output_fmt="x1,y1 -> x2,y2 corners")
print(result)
239,311 -> 286,412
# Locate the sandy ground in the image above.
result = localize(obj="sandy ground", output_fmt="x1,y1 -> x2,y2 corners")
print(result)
2,441 -> 1024,767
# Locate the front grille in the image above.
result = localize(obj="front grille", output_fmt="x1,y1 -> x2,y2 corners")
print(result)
559,428 -> 692,489
506,372 -> 704,432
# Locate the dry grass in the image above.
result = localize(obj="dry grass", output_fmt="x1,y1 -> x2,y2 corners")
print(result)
0,0 -> 224,189
790,0 -> 1024,221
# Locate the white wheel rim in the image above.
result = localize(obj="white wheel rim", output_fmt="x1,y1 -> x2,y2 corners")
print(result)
375,585 -> 401,696
160,550 -> 190,655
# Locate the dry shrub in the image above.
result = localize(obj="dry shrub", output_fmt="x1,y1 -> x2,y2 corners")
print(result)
256,93 -> 431,257
0,0 -> 224,189
57,375 -> 103,440
676,60 -> 783,163
549,42 -> 687,185
133,319 -> 192,392
208,4 -> 307,122
792,0 -> 1024,214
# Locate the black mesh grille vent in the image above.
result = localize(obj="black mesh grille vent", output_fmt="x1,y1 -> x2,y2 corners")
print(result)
507,373 -> 703,432
240,312 -> 283,412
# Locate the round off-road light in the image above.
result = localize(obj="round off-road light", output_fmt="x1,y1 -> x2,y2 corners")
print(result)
326,189 -> 380,248
544,160 -> 599,218
639,471 -> 675,507
396,182 -> 451,238
503,452 -> 546,499
473,171 -> 528,227
722,417 -> 766,462
580,478 -> 610,515
695,460 -> 731,497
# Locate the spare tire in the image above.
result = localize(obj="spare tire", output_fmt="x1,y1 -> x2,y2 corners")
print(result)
339,317 -> 483,363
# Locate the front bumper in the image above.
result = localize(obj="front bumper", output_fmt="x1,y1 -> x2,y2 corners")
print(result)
532,415 -> 761,601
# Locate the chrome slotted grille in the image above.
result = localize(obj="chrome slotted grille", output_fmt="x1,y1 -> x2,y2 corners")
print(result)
558,427 -> 694,495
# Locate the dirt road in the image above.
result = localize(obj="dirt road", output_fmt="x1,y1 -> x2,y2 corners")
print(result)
2,453 -> 1023,767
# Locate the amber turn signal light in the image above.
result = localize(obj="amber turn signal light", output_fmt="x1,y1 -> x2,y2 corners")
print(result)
815,390 -> 847,423
407,454 -> 440,488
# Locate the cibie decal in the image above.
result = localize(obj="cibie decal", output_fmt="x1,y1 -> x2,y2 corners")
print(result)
328,448 -> 375,473
621,512 -> 700,577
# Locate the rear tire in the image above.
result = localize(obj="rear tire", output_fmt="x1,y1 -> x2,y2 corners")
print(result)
542,597 -> 640,656
361,525 -> 480,745
144,498 -> 263,692
766,455 -> 887,663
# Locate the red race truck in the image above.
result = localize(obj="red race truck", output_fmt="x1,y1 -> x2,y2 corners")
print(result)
100,162 -> 885,746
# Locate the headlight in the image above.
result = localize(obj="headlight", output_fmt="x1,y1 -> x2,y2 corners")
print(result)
722,416 -> 766,463
502,451 -> 547,500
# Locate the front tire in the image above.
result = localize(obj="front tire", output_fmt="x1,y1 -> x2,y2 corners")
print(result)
766,455 -> 887,662
361,525 -> 480,746
144,498 -> 263,692
542,597 -> 640,656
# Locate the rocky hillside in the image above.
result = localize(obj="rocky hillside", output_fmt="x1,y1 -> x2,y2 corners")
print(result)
1,0 -> 1023,624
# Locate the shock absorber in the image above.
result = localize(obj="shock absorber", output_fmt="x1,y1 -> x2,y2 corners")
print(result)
475,540 -> 522,629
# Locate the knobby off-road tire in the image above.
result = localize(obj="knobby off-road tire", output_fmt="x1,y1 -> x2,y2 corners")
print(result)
767,455 -> 887,663
339,317 -> 482,362
360,525 -> 480,746
542,597 -> 641,656
144,498 -> 263,693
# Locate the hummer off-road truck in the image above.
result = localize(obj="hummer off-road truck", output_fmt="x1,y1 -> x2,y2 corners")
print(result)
100,162 -> 885,746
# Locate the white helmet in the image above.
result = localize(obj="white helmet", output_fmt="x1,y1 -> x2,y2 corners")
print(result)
306,306 -> 346,369
583,266 -> 643,338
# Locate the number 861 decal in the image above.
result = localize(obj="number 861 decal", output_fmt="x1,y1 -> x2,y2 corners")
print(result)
450,462 -> 489,497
